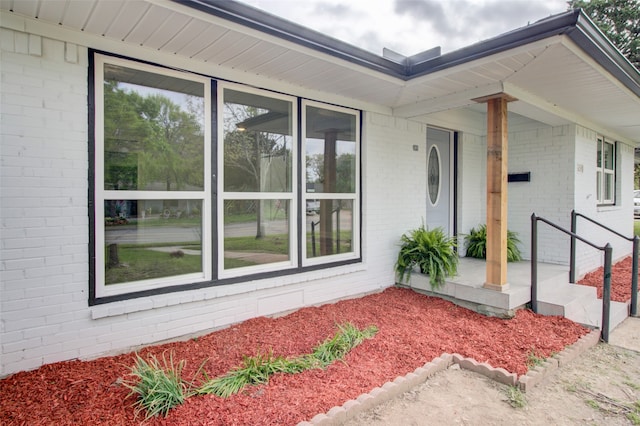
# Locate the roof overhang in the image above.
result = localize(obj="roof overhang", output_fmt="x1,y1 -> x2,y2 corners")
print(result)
1,0 -> 639,143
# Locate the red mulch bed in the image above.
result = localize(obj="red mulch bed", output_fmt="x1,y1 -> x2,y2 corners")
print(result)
578,256 -> 638,302
1,287 -> 593,426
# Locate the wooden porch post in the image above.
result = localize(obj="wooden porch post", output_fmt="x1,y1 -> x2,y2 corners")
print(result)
484,95 -> 512,291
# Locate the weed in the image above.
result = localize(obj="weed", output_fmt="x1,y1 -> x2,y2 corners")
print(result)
586,399 -> 600,409
505,386 -> 526,408
526,348 -> 545,368
624,380 -> 640,390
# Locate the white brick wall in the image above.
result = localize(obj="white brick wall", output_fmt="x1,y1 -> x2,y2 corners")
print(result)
1,28 -> 424,377
506,124 -> 574,263
457,131 -> 486,254
573,125 -> 635,277
1,28 -> 92,374
363,113 -> 427,279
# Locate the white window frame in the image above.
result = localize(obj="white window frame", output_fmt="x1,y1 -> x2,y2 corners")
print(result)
217,83 -> 299,279
597,136 -> 616,205
301,100 -> 360,266
94,54 -> 212,298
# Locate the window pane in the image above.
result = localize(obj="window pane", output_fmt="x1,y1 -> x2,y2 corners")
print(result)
223,199 -> 290,269
605,173 -> 614,201
596,171 -> 602,202
604,141 -> 614,170
597,138 -> 603,168
223,89 -> 293,192
104,199 -> 203,285
306,106 -> 356,194
103,64 -> 205,191
306,199 -> 353,258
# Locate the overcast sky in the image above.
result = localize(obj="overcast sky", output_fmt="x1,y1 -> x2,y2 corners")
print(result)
240,0 -> 570,56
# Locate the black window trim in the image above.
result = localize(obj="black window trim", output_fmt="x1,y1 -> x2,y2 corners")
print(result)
88,49 -> 362,306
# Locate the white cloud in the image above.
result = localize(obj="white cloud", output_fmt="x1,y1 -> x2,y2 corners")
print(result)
241,0 -> 568,56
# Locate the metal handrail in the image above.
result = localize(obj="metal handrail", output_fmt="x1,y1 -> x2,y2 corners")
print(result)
570,210 -> 638,317
531,213 -> 613,342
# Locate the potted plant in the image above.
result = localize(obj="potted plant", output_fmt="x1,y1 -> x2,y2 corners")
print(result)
395,224 -> 458,289
464,224 -> 522,262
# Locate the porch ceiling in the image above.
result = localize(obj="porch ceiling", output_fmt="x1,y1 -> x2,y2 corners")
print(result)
1,0 -> 639,143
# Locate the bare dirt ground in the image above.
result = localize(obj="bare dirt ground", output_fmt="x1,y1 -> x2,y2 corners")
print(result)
344,319 -> 640,426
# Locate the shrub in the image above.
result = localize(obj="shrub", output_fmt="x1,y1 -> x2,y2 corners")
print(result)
395,224 -> 458,289
123,352 -> 195,419
464,224 -> 522,262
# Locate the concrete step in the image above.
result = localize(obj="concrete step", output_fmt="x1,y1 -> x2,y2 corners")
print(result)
536,277 -> 597,317
535,275 -> 629,332
565,298 -> 629,333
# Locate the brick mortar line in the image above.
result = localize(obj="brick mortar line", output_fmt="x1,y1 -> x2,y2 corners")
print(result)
297,329 -> 601,426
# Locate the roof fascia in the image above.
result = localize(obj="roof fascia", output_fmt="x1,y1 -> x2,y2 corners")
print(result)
406,10 -> 583,76
569,11 -> 640,98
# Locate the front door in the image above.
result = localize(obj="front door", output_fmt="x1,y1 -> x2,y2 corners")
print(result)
426,127 -> 453,235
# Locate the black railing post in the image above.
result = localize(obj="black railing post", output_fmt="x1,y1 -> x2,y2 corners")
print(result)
570,210 -> 576,283
601,243 -> 613,343
311,221 -> 317,257
336,207 -> 341,254
632,236 -> 639,317
531,213 -> 538,313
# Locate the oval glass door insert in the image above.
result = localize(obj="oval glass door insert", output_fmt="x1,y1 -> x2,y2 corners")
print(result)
427,145 -> 441,205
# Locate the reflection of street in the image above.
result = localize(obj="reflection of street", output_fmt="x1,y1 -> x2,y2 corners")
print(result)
105,225 -> 200,244
224,220 -> 289,238
104,210 -> 354,244
224,211 -> 353,237
305,210 -> 353,231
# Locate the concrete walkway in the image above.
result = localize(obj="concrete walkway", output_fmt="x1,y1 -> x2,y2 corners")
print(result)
608,315 -> 640,351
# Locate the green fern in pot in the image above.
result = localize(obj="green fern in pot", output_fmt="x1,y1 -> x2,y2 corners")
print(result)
395,225 -> 458,289
464,224 -> 522,262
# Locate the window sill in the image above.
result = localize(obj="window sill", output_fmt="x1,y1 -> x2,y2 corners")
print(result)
90,262 -> 367,319
596,204 -> 620,212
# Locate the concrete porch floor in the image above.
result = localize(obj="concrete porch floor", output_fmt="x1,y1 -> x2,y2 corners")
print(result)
404,257 -> 570,316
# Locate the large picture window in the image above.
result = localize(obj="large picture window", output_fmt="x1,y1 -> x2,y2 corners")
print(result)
597,136 -> 616,205
92,54 -> 360,302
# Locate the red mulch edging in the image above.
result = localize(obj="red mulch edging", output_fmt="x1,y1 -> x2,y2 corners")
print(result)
0,287 -> 591,426
578,256 -> 637,302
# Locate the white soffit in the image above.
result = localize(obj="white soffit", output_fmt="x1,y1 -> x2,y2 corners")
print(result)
1,0 -> 639,141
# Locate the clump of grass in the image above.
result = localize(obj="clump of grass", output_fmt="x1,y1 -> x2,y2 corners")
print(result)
196,351 -> 312,398
312,323 -> 378,367
198,322 -> 378,398
628,401 -> 640,425
124,323 -> 378,417
123,352 -> 196,419
526,347 -> 546,368
505,385 -> 527,408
